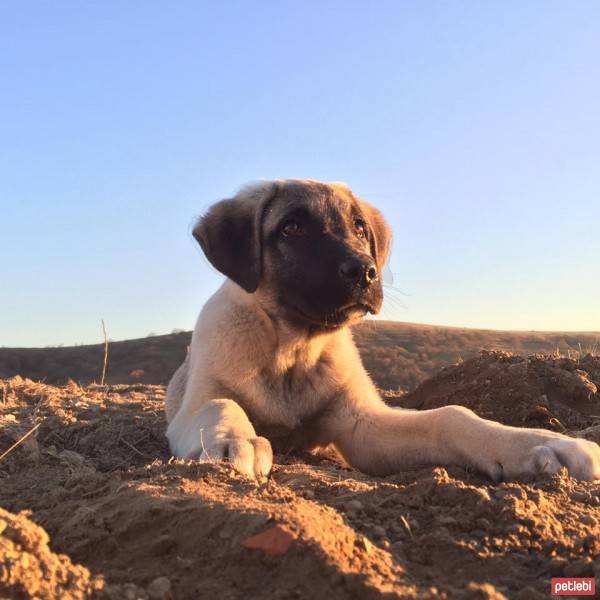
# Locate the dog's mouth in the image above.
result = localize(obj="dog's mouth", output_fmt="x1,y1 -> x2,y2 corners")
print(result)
290,302 -> 376,330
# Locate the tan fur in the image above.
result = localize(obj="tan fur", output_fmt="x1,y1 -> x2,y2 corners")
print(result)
166,180 -> 600,481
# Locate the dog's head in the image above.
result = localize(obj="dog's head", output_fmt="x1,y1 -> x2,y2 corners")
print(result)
194,179 -> 391,330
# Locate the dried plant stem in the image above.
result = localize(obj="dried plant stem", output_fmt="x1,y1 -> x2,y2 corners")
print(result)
0,422 -> 41,462
100,319 -> 109,386
119,437 -> 146,457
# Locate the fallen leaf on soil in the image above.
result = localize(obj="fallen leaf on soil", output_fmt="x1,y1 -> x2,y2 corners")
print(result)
241,524 -> 297,556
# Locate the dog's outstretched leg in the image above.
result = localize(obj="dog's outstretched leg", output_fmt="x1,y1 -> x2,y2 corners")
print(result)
324,395 -> 600,481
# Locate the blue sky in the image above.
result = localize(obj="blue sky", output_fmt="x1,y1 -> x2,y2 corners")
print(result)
1,1 -> 599,346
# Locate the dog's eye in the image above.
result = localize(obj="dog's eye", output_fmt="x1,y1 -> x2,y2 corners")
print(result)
281,221 -> 300,237
354,219 -> 367,239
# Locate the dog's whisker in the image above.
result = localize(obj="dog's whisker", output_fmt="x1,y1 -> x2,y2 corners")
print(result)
383,281 -> 410,297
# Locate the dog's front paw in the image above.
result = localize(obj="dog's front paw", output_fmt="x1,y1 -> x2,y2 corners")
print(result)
201,435 -> 273,480
486,431 -> 600,482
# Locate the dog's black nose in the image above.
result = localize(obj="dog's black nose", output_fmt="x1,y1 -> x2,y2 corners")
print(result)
339,257 -> 378,288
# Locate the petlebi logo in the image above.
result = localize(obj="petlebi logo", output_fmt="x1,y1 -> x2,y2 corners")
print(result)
551,578 -> 595,596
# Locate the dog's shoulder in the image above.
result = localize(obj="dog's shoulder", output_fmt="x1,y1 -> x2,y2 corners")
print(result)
192,281 -> 278,371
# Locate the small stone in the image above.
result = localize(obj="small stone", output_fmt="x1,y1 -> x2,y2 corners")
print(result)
579,514 -> 597,526
344,500 -> 364,512
509,487 -> 526,500
464,582 -> 507,599
58,449 -> 86,466
371,525 -> 386,538
571,490 -> 590,503
176,556 -> 193,569
123,587 -> 139,600
437,515 -> 458,526
147,576 -> 172,600
303,489 -> 315,500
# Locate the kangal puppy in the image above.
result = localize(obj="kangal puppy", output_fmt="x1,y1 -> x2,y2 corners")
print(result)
166,179 -> 600,481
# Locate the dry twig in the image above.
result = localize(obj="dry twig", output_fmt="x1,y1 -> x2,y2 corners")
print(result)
119,437 -> 147,457
0,422 -> 42,462
100,319 -> 109,386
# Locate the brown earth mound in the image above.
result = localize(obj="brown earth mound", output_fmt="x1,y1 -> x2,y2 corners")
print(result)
0,506 -> 99,599
1,352 -> 599,599
0,507 -> 148,599
396,351 -> 600,440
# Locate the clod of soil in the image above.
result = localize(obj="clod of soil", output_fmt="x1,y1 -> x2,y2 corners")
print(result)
1,351 -> 599,599
0,507 -> 99,599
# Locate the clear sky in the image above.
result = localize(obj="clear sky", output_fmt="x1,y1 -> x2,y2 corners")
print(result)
2,1 -> 599,347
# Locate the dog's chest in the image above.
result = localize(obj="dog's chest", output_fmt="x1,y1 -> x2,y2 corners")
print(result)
245,349 -> 340,432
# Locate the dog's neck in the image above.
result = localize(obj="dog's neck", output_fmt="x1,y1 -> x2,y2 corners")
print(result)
226,280 -> 343,371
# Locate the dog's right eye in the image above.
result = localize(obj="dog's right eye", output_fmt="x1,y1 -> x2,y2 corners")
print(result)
281,221 -> 300,237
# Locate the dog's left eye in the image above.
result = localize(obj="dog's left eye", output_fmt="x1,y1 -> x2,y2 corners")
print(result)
281,221 -> 300,237
354,219 -> 367,239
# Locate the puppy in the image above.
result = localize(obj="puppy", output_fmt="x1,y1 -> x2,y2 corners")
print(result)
166,179 -> 600,481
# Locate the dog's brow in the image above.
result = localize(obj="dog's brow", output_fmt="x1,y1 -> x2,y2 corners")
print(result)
277,206 -> 312,225
320,196 -> 352,229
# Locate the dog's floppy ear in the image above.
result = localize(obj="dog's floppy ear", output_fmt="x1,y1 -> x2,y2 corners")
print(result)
193,182 -> 278,293
364,202 -> 392,269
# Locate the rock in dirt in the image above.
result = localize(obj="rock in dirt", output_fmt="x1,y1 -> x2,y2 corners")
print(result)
344,499 -> 364,512
58,449 -> 87,466
147,576 -> 172,600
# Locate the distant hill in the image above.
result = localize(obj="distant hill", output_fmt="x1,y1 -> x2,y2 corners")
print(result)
1,321 -> 598,392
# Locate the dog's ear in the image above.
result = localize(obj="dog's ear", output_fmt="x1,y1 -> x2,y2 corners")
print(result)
193,182 -> 278,293
363,202 -> 392,269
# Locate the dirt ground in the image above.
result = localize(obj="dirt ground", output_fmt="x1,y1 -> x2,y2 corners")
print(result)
1,351 -> 599,599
